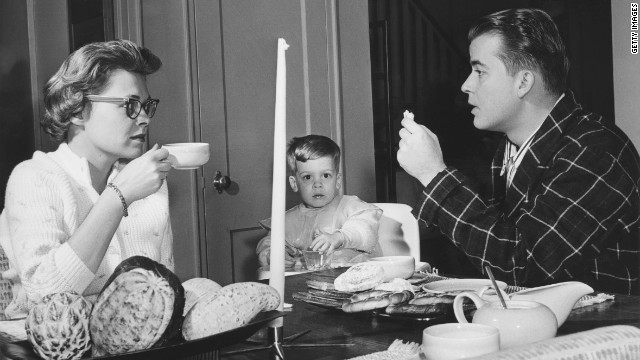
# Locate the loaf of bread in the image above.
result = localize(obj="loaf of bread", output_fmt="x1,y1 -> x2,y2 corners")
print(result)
334,263 -> 384,292
182,282 -> 280,340
182,277 -> 222,316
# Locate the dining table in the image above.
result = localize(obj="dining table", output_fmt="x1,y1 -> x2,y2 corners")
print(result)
219,267 -> 640,360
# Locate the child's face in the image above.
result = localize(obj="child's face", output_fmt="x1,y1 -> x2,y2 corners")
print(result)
289,156 -> 341,208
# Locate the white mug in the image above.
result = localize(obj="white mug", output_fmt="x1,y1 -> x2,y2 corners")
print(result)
422,323 -> 500,360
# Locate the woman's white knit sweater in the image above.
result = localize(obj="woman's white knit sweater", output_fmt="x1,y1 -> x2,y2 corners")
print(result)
0,144 -> 174,319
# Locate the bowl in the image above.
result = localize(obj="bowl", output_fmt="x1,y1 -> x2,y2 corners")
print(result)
162,143 -> 210,169
368,255 -> 415,281
302,250 -> 333,270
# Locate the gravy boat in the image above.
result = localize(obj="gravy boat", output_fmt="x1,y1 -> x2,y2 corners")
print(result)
480,281 -> 593,327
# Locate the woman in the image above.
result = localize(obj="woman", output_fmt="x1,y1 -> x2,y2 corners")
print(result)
0,40 -> 173,319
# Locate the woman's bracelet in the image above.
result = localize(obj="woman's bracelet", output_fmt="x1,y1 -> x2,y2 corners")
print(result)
107,183 -> 128,217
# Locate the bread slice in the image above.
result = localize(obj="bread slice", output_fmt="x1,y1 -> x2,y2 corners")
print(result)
334,263 -> 384,292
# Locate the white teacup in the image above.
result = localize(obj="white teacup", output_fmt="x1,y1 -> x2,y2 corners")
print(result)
162,143 -> 210,169
422,323 -> 500,360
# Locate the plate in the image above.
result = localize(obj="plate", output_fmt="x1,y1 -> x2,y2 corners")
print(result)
36,310 -> 285,359
372,310 -> 450,322
292,291 -> 347,310
422,279 -> 507,294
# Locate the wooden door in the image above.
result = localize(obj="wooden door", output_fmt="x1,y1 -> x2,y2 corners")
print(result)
193,0 -> 340,284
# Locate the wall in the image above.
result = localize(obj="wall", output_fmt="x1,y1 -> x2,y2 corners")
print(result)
338,1 -> 377,202
0,0 -> 33,210
612,0 -> 640,148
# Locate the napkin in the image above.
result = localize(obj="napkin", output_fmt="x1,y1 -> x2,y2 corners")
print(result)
469,325 -> 640,360
347,339 -> 421,360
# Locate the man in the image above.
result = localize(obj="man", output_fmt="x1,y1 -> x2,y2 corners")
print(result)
398,8 -> 640,294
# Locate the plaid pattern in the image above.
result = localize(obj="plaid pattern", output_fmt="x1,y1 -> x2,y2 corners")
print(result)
415,92 -> 640,295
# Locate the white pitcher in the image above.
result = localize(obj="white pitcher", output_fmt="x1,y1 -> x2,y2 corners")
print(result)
453,292 -> 558,349
479,281 -> 593,327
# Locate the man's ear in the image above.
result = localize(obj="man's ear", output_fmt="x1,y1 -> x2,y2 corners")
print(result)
515,70 -> 535,98
336,173 -> 342,190
288,176 -> 298,192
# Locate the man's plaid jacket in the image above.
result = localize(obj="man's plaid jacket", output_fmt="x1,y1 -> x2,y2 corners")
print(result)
415,92 -> 640,294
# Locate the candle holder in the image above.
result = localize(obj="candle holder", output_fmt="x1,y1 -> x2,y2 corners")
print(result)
220,325 -> 354,359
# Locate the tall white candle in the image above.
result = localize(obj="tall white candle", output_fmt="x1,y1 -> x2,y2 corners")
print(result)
269,38 -> 289,327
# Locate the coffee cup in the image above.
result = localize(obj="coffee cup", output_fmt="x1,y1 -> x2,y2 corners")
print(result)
162,143 -> 210,169
421,323 -> 499,360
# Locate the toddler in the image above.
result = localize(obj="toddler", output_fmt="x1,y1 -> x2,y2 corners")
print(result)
256,135 -> 382,270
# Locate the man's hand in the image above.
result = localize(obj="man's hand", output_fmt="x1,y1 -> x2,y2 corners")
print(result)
310,229 -> 345,254
397,114 -> 447,187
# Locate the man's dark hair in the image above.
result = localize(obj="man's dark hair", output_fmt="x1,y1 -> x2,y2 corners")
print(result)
468,8 -> 569,96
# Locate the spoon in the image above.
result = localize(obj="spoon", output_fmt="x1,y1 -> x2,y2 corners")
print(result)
485,265 -> 508,309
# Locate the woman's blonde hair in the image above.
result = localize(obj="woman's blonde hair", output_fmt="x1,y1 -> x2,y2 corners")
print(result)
41,39 -> 162,143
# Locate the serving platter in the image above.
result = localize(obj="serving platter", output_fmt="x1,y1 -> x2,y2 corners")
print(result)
292,273 -> 493,323
9,311 -> 285,360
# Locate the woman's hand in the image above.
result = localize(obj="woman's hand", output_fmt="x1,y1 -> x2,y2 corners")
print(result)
310,229 -> 345,254
111,144 -> 172,203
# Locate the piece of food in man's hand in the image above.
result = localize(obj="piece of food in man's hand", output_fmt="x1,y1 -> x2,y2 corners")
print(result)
182,282 -> 280,340
385,302 -> 451,316
26,291 -> 92,360
334,262 -> 384,292
90,256 -> 184,356
403,110 -> 415,121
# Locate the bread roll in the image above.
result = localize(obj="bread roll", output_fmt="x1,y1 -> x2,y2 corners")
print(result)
334,263 -> 384,292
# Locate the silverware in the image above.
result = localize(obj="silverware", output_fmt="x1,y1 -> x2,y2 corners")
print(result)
485,265 -> 508,309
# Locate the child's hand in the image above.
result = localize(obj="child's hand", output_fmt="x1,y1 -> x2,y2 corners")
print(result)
285,244 -> 302,268
310,229 -> 345,254
263,245 -> 301,268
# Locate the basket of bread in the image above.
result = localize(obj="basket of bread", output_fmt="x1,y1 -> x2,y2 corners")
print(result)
20,256 -> 284,360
